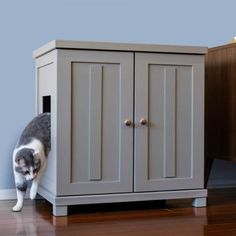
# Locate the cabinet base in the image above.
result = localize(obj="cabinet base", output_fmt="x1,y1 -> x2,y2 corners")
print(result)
53,205 -> 68,217
38,186 -> 207,216
192,197 -> 207,207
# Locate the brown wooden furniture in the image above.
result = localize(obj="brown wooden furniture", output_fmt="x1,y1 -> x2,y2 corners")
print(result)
205,42 -> 236,186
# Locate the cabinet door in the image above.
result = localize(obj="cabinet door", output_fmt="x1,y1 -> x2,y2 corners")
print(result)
134,53 -> 204,191
56,50 -> 134,195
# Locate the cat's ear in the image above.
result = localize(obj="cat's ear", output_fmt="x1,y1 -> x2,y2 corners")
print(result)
15,156 -> 25,167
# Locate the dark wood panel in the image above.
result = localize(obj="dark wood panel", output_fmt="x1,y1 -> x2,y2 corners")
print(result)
205,43 -> 236,185
206,44 -> 236,158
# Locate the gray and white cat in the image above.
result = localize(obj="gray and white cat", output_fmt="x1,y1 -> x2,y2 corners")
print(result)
12,113 -> 51,212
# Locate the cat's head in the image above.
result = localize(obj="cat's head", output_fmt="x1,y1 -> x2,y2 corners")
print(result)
14,148 -> 41,181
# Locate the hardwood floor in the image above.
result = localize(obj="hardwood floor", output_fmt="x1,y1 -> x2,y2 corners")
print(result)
1,189 -> 236,236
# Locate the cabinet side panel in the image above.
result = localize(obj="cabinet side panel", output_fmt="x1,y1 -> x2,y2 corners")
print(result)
36,52 -> 57,195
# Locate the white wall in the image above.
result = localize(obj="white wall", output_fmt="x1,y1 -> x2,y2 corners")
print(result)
0,0 -> 236,190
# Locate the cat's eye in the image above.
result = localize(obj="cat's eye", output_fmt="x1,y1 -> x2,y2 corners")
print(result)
24,171 -> 30,175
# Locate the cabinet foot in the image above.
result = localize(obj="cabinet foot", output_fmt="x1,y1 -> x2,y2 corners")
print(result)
192,197 -> 207,207
53,205 -> 68,216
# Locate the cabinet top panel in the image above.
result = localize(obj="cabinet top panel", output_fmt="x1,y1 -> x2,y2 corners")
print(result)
33,40 -> 207,58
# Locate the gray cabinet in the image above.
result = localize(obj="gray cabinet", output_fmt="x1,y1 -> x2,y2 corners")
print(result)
34,40 -> 207,216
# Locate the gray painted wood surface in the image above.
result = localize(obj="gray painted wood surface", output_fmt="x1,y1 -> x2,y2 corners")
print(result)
38,185 -> 207,216
35,40 -> 206,216
88,65 -> 103,181
164,67 -> 177,178
134,53 -> 204,191
33,40 -> 207,59
56,50 -> 134,195
35,51 -> 57,195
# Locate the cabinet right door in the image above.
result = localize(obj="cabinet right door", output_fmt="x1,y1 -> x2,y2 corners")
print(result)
134,53 -> 204,192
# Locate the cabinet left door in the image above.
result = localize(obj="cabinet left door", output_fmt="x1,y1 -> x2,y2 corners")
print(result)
56,50 -> 134,195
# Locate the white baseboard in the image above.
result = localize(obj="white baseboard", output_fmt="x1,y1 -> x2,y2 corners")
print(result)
0,189 -> 16,200
0,189 -> 30,200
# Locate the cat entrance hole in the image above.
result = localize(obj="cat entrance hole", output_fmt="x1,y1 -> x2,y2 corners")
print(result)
42,96 -> 51,113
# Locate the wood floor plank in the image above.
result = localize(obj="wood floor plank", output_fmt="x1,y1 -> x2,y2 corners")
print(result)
1,189 -> 236,235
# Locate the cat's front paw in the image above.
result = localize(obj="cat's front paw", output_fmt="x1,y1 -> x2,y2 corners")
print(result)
30,189 -> 37,200
12,204 -> 23,212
